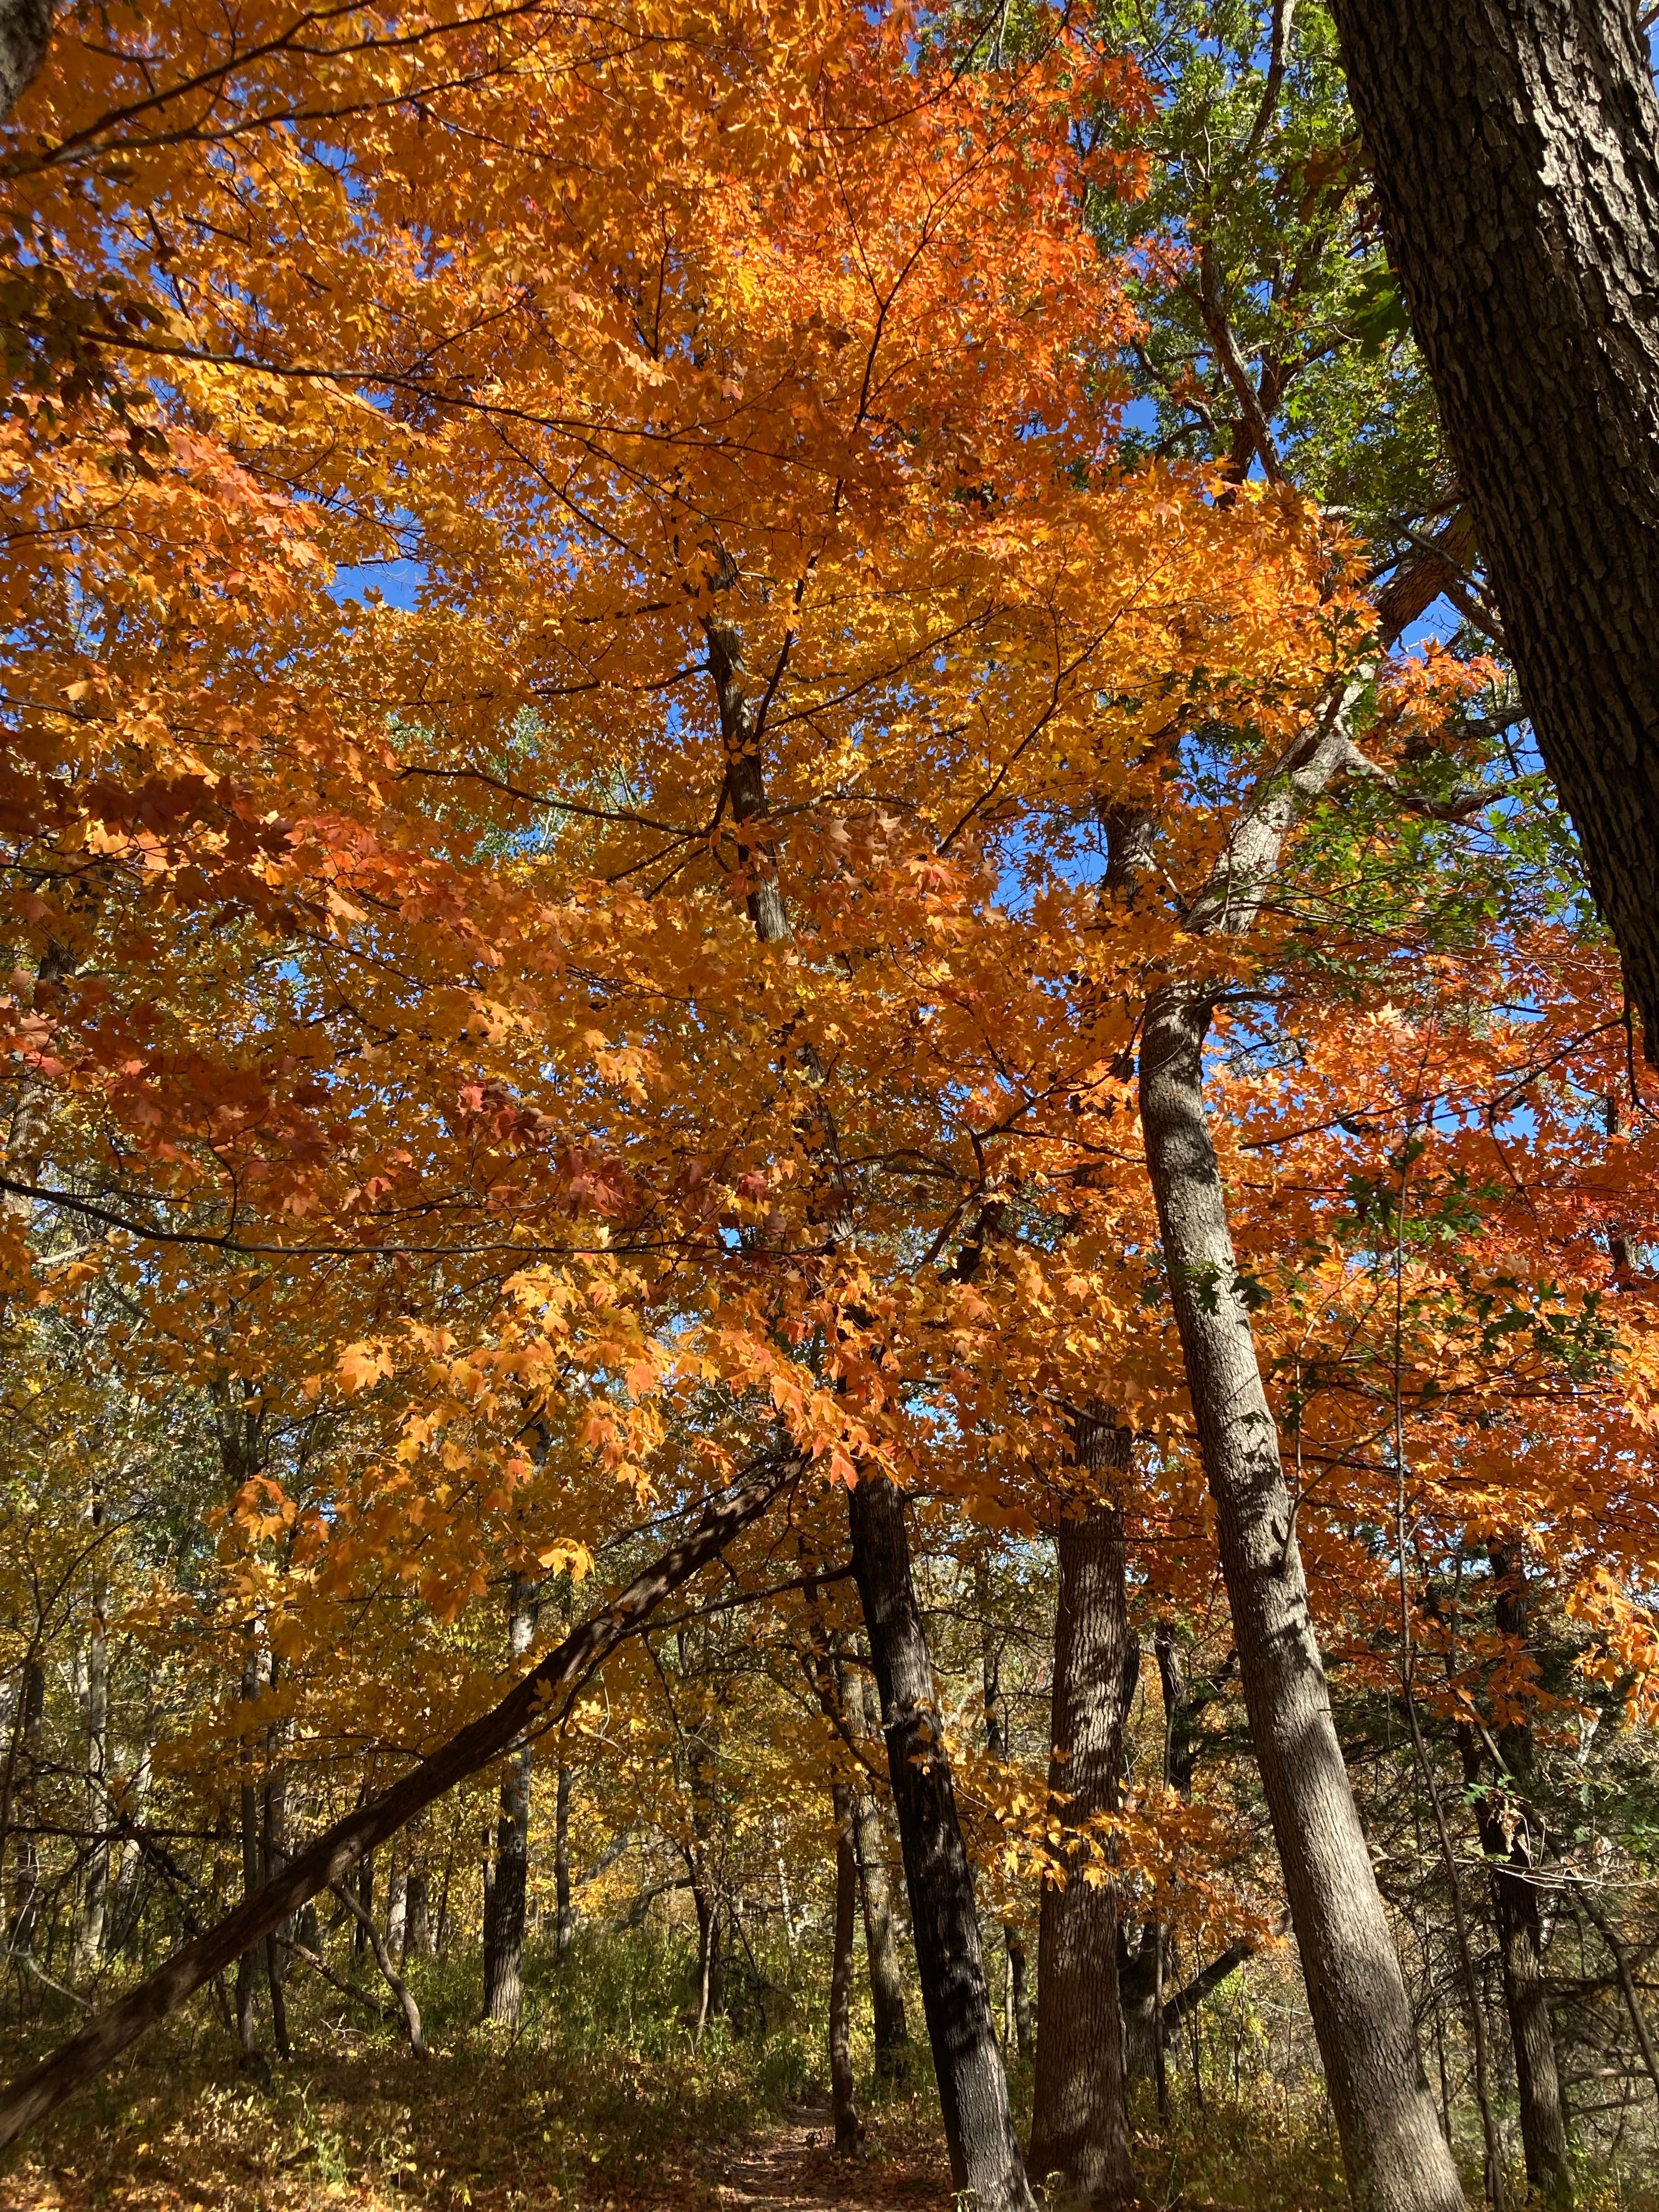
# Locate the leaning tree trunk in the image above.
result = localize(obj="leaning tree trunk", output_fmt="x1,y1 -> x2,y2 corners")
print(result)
1329,0 -> 1659,1047
0,1459 -> 795,2150
1028,1422 -> 1136,2211
849,1471 -> 1034,2212
829,1780 -> 864,2155
483,1573 -> 540,2026
1139,984 -> 1463,2212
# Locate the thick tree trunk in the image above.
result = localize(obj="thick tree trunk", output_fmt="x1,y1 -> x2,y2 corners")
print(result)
1139,983 -> 1462,2212
830,1781 -> 864,2155
1329,0 -> 1659,1045
483,1575 -> 540,2026
1028,1429 -> 1136,2211
849,1668 -> 912,2081
849,1471 -> 1034,2212
0,0 -> 51,121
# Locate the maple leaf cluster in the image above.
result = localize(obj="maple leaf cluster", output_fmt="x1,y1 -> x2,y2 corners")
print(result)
2,0 -> 1655,2007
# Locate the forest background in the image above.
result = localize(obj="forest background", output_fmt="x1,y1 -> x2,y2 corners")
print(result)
2,4 -> 1658,2211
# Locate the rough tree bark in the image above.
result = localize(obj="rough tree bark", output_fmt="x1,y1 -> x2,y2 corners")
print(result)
1027,1418 -> 1137,2211
829,1781 -> 865,2155
483,1574 -> 540,2026
0,1460 -> 797,2149
1111,669 -> 1463,2210
0,0 -> 50,119
1329,0 -> 1659,1046
849,1471 -> 1034,2212
1140,984 -> 1461,2211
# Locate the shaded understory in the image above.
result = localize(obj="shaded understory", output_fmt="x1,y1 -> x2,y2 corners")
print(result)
0,1931 -> 1653,2211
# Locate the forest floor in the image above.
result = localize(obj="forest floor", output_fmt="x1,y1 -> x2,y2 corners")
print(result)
707,2102 -> 948,2212
4,1932 -> 1643,2212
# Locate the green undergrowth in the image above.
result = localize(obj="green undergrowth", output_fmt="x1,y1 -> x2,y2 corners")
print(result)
2,1932 -> 1655,2211
0,1928 -> 822,2211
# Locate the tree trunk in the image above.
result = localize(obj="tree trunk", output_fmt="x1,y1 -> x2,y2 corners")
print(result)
405,1871 -> 432,1959
386,1870 -> 408,1960
1459,1548 -> 1571,2205
849,1668 -> 912,2081
848,1470 -> 1034,2212
332,1880 -> 426,2057
355,1852 -> 374,1956
234,1639 -> 261,2058
688,1701 -> 727,2033
1328,0 -> 1659,1046
1138,983 -> 1462,2212
830,1781 -> 864,2155
554,1758 -> 575,1960
977,1556 -> 1035,2066
108,1729 -> 153,1956
1028,1424 -> 1136,2211
693,1880 -> 726,2032
8,1658 -> 44,1958
262,1663 -> 290,2060
0,0 -> 52,125
73,1590 -> 108,1976
483,1573 -> 540,2027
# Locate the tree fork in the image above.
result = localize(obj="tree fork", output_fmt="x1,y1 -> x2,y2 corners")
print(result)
0,1458 -> 797,2151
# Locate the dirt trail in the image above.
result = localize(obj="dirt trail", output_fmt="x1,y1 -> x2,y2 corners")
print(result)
712,2103 -> 949,2212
